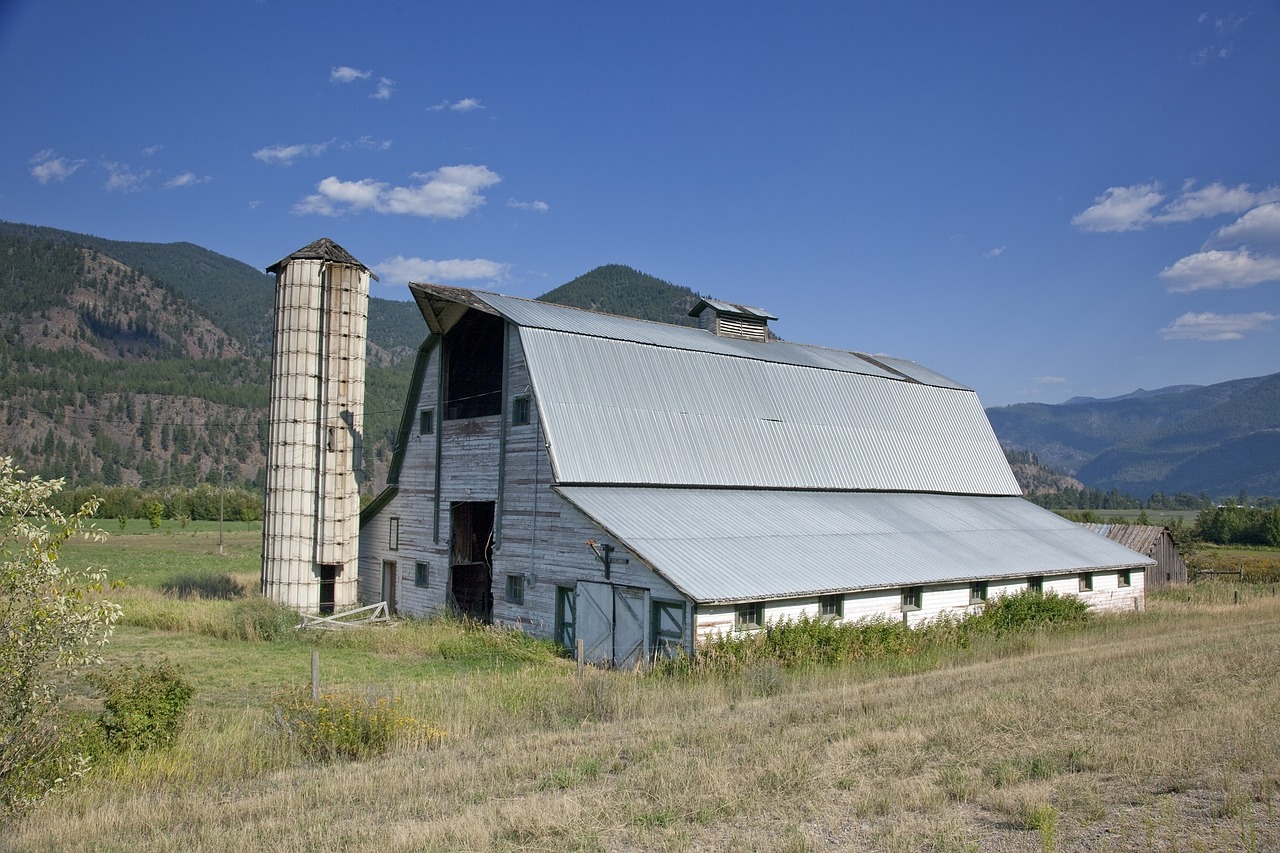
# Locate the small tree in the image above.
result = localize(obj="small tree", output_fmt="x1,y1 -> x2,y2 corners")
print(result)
0,458 -> 120,818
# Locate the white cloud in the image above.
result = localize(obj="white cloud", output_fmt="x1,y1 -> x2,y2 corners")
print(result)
164,172 -> 210,189
372,77 -> 395,100
293,164 -> 501,219
1158,248 -> 1280,292
340,136 -> 392,151
330,66 -> 371,83
1034,376 -> 1068,384
103,161 -> 153,192
982,246 -> 1005,258
141,144 -> 163,157
373,255 -> 511,285
1071,183 -> 1164,232
252,142 -> 331,166
1207,203 -> 1280,251
1156,181 -> 1280,223
1159,311 -> 1276,341
507,198 -> 549,213
430,98 -> 486,112
29,149 -> 84,184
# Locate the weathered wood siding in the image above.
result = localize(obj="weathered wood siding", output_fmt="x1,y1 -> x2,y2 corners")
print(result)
359,324 -> 690,652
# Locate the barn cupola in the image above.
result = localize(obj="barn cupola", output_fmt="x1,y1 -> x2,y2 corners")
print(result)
688,298 -> 777,343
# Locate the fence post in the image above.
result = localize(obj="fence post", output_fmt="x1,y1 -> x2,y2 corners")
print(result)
576,638 -> 585,686
311,649 -> 320,700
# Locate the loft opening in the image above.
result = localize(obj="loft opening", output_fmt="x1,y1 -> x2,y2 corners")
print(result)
443,311 -> 504,420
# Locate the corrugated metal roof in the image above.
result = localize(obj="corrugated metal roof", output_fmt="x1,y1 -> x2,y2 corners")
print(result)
521,327 -> 1020,494
557,488 -> 1156,604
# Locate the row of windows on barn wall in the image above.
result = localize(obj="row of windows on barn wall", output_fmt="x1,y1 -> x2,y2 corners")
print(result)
418,395 -> 530,435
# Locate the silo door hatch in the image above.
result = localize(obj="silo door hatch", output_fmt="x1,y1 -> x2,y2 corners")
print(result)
449,501 -> 494,623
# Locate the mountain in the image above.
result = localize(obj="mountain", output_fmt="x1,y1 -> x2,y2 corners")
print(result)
987,373 -> 1280,499
538,264 -> 702,325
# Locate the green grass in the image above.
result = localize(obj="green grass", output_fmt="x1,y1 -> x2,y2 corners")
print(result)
10,530 -> 1280,851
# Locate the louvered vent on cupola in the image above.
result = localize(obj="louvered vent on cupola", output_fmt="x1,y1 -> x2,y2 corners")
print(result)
688,298 -> 777,343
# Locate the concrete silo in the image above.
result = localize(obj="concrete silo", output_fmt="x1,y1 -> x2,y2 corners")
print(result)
261,238 -> 375,613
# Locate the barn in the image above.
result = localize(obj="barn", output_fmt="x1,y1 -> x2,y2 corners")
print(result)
357,285 -> 1154,665
1080,523 -> 1188,589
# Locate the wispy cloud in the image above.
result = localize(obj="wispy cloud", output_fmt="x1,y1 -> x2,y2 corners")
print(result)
982,246 -> 1005,259
1034,375 -> 1068,384
1158,249 -> 1280,292
252,141 -> 331,166
1207,203 -> 1280,252
294,164 -> 501,218
430,97 -> 485,112
103,161 -> 153,192
330,66 -> 371,84
1071,183 -> 1164,232
29,149 -> 85,184
1193,12 -> 1247,65
1159,311 -> 1276,341
141,144 -> 163,157
1157,181 -> 1280,223
340,136 -> 393,152
507,198 -> 549,213
372,77 -> 395,100
164,172 -> 210,190
373,255 -> 511,286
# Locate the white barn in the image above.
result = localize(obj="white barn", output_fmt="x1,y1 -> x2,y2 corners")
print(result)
358,286 -> 1153,665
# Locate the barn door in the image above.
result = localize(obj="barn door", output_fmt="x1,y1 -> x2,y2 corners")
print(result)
612,586 -> 647,669
574,581 -> 650,668
577,582 -> 614,665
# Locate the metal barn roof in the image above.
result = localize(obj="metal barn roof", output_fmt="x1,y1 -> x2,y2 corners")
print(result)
557,488 -> 1156,604
520,327 -> 1020,494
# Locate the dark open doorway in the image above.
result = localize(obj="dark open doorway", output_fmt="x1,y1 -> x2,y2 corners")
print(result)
318,564 -> 337,615
448,501 -> 494,622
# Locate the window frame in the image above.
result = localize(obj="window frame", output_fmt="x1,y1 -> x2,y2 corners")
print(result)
555,585 -> 576,650
650,599 -> 686,657
735,601 -> 763,629
414,560 -> 430,588
419,408 -> 435,435
504,573 -> 525,606
1117,569 -> 1131,588
1079,572 -> 1094,592
511,395 -> 531,426
388,516 -> 399,551
819,594 -> 843,619
901,586 -> 923,612
1028,575 -> 1044,594
969,580 -> 989,605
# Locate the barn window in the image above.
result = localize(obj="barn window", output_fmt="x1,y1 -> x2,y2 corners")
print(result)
414,561 -> 430,587
555,586 -> 576,650
1078,572 -> 1094,592
901,586 -> 922,612
388,517 -> 400,551
419,408 -> 434,435
969,581 -> 988,604
735,601 -> 762,629
1027,576 -> 1043,594
1117,569 -> 1131,588
512,396 -> 530,426
819,594 -> 843,619
505,574 -> 525,606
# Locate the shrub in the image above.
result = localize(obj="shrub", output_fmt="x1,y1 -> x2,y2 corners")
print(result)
88,659 -> 195,753
968,590 -> 1090,637
272,690 -> 444,762
227,597 -> 299,641
161,570 -> 244,600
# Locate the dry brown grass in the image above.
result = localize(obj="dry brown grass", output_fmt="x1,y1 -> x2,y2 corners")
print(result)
7,592 -> 1280,852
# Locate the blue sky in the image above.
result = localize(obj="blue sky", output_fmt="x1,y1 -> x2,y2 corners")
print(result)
1,1 -> 1277,406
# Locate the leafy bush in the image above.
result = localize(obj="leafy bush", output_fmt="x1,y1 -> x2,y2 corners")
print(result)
88,659 -> 195,752
227,597 -> 299,641
161,570 -> 244,600
967,590 -> 1090,637
272,690 -> 444,762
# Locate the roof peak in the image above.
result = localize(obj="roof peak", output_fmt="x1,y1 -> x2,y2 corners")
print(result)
266,237 -> 378,279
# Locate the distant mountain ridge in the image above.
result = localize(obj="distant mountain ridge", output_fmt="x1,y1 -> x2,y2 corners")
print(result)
987,373 -> 1280,498
1063,385 -> 1201,405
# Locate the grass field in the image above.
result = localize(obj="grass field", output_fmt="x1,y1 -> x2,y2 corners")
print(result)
7,530 -> 1280,851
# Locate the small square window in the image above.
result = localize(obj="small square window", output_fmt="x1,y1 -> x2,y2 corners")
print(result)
1028,576 -> 1043,594
735,601 -> 762,628
414,561 -> 430,587
901,586 -> 923,612
819,594 -> 843,618
419,409 -> 434,435
1079,572 -> 1094,592
388,517 -> 399,551
505,574 -> 525,606
512,396 -> 531,426
1117,569 -> 1131,588
969,580 -> 989,604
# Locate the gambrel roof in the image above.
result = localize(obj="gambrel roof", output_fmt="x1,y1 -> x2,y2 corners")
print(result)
390,284 -> 1153,603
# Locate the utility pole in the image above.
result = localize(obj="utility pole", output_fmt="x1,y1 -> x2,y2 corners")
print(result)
218,463 -> 225,556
